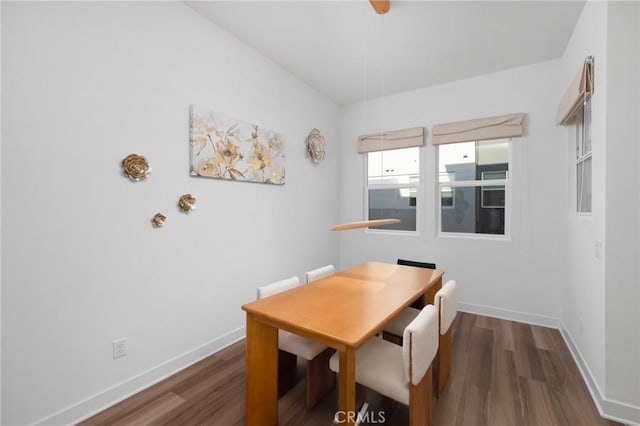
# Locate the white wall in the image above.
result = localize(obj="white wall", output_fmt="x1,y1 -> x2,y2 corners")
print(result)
604,0 -> 640,412
560,1 -> 640,423
0,1 -> 3,422
338,60 -> 567,326
560,0 -> 608,398
1,2 -> 340,424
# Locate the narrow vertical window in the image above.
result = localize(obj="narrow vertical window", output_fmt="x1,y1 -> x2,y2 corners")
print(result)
576,97 -> 592,213
555,56 -> 593,214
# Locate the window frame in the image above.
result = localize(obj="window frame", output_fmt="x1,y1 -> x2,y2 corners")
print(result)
364,146 -> 421,235
436,139 -> 512,240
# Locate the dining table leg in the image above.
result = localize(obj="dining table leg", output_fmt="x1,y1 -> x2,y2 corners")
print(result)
338,348 -> 357,426
245,312 -> 278,426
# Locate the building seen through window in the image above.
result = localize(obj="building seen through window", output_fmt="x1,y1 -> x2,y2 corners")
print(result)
367,147 -> 419,232
438,139 -> 510,236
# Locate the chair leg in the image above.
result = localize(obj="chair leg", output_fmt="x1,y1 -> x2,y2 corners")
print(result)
305,347 -> 336,410
409,364 -> 433,426
278,349 -> 297,396
436,327 -> 452,397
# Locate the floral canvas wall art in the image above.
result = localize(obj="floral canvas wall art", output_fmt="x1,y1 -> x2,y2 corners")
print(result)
190,105 -> 285,185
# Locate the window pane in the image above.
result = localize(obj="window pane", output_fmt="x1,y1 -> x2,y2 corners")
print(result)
440,185 -> 505,235
481,185 -> 506,208
575,109 -> 584,159
441,187 -> 454,207
438,142 -> 475,182
368,147 -> 419,185
439,171 -> 456,183
481,170 -> 507,180
368,151 -> 383,178
477,139 -> 509,168
439,139 -> 508,183
577,157 -> 592,213
369,188 -> 416,231
577,162 -> 583,208
583,97 -> 592,155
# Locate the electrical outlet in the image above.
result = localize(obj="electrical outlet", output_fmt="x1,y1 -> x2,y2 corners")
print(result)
594,241 -> 603,259
113,338 -> 127,359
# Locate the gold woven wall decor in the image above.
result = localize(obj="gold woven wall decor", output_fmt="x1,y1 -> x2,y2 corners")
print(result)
152,213 -> 167,228
122,154 -> 151,181
178,194 -> 197,213
306,128 -> 326,164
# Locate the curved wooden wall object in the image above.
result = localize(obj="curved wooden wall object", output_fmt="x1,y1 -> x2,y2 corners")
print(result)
369,0 -> 390,14
330,219 -> 400,231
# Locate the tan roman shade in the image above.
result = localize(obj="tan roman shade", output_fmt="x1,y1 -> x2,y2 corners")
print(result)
357,127 -> 424,153
556,58 -> 593,125
432,113 -> 526,145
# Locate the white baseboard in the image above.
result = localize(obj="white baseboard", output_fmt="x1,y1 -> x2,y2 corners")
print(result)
559,323 -> 640,426
34,326 -> 246,426
458,301 -> 560,328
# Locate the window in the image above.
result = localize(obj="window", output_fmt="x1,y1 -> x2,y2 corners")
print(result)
438,139 -> 510,236
366,147 -> 419,232
555,56 -> 593,213
576,96 -> 592,213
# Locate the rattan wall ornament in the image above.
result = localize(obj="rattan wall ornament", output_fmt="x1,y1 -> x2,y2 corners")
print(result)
178,194 -> 197,213
122,154 -> 151,181
306,129 -> 326,164
152,213 -> 167,228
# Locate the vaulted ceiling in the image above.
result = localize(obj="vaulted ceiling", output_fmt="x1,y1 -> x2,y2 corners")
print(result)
186,1 -> 585,105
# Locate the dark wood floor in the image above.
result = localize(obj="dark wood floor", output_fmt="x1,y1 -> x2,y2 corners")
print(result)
80,312 -> 620,425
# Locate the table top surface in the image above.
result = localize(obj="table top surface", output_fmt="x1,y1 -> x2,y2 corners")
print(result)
242,261 -> 443,348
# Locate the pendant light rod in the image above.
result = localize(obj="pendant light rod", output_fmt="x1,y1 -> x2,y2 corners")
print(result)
369,0 -> 390,15
330,219 -> 400,231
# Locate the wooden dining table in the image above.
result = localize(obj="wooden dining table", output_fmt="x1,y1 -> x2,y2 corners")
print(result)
241,261 -> 444,426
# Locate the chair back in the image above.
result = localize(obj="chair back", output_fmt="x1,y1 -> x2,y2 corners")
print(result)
257,276 -> 301,299
305,264 -> 335,283
397,258 -> 436,270
397,259 -> 436,309
435,280 -> 458,334
402,305 -> 438,385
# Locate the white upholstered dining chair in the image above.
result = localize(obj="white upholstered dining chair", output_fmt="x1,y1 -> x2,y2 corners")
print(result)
256,276 -> 336,409
329,305 -> 439,426
305,264 -> 335,283
381,280 -> 458,396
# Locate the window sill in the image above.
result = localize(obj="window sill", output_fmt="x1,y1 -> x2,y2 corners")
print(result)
437,232 -> 511,242
575,212 -> 592,218
365,229 -> 420,237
